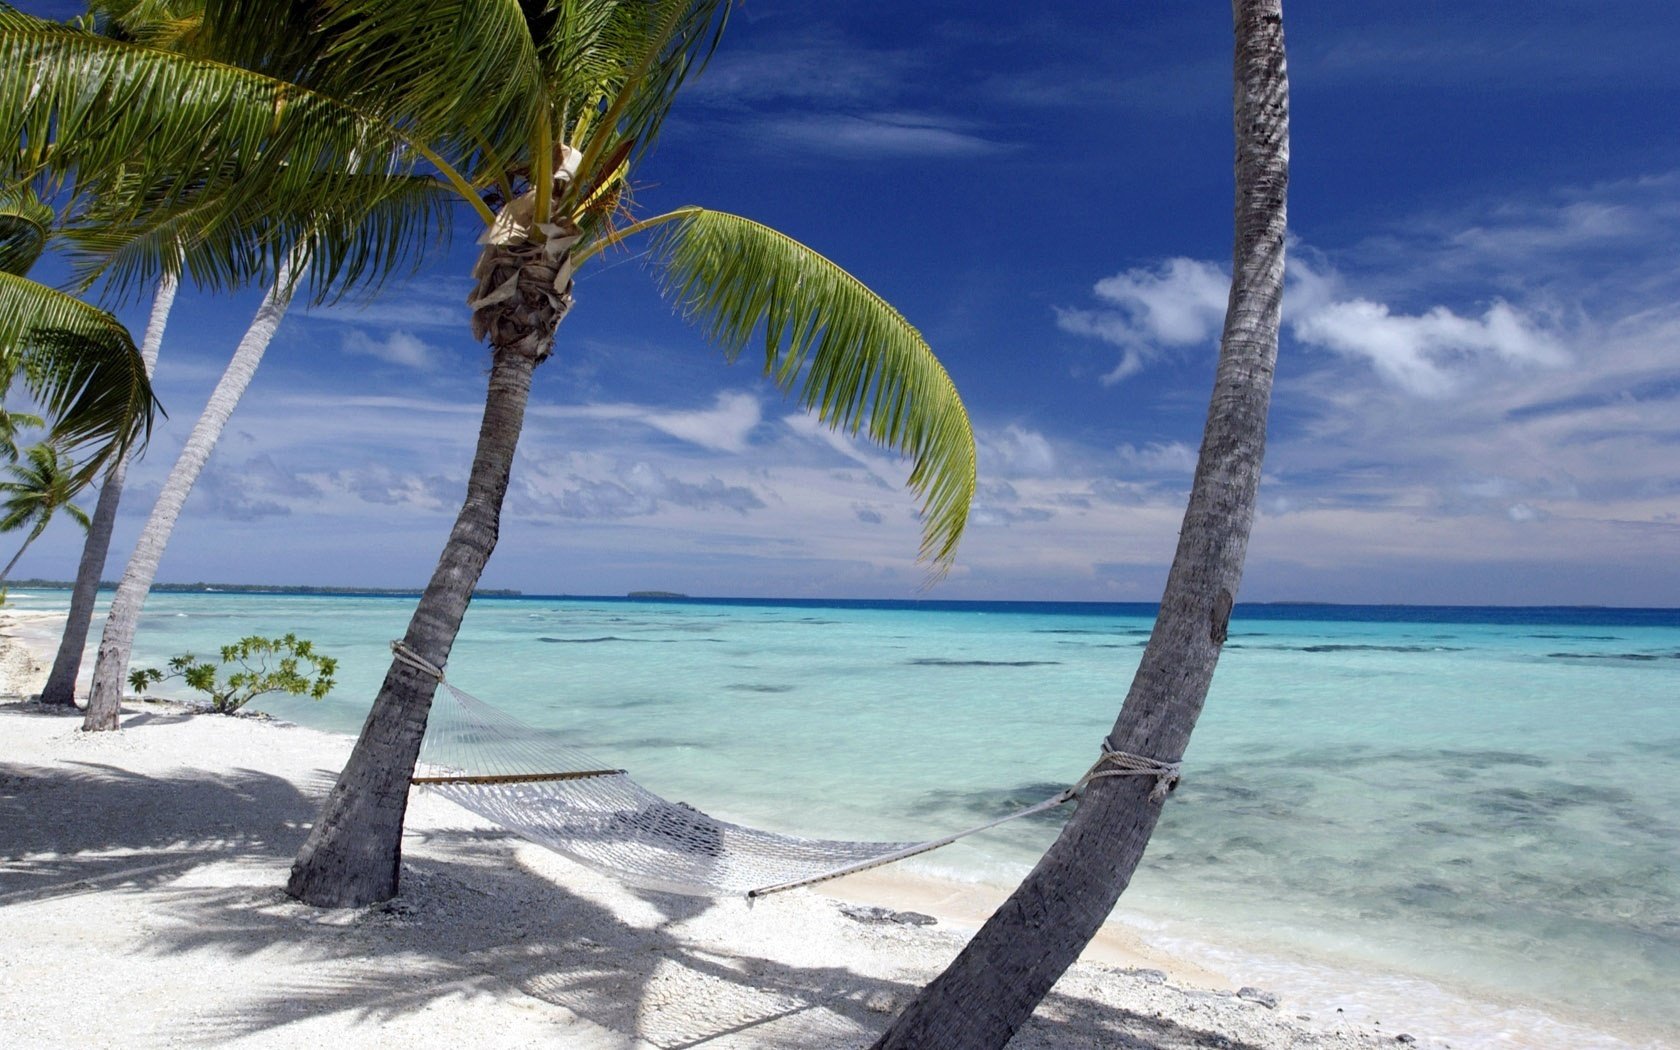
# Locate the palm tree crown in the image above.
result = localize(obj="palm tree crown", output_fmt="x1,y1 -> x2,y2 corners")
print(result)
2,0 -> 974,564
0,441 -> 92,582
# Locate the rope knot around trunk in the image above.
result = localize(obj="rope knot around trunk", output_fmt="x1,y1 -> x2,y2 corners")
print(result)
1076,744 -> 1182,803
390,640 -> 445,682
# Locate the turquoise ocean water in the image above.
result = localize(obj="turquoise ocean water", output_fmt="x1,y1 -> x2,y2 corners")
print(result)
11,591 -> 1677,1045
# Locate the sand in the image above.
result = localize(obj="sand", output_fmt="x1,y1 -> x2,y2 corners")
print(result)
0,610 -> 1418,1049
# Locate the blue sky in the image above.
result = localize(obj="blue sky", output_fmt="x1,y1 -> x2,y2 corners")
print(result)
14,1 -> 1680,604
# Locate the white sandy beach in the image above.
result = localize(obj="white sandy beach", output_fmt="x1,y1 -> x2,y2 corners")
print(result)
0,609 -> 1573,1049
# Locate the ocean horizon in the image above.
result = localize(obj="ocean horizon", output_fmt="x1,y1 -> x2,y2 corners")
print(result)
8,587 -> 1676,1048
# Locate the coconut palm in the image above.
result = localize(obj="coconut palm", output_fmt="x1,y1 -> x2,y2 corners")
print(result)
3,1 -> 449,720
37,273 -> 173,707
0,442 -> 94,583
872,3 -> 1290,1044
4,0 -> 976,904
35,3 -> 187,707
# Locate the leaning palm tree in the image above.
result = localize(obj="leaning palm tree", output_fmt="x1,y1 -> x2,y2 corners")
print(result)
2,1 -> 448,721
273,0 -> 977,907
872,2 -> 1290,1044
0,442 -> 94,583
37,1 -> 187,708
37,272 -> 173,707
5,0 -> 976,905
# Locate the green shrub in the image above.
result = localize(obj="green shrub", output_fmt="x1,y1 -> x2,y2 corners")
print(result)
129,633 -> 337,714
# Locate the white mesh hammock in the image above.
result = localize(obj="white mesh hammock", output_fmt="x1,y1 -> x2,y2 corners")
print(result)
406,648 -> 1181,901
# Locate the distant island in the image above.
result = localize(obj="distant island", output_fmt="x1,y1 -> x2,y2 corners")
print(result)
6,579 -> 522,598
627,590 -> 688,599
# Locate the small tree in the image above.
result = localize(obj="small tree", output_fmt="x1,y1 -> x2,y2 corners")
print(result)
129,633 -> 337,714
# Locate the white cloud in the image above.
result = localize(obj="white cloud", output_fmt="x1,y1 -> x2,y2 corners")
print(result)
1056,257 -> 1229,384
748,112 -> 1007,158
1062,251 -> 1567,398
341,329 -> 444,371
1116,441 -> 1197,474
1292,298 -> 1567,398
980,424 -> 1056,477
643,391 -> 762,453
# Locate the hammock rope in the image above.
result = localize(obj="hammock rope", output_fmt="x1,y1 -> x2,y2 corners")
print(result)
400,641 -> 1182,900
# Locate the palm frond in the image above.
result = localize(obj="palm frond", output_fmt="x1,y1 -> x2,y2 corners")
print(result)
564,0 -> 728,209
274,0 -> 549,167
88,0 -> 212,55
0,271 -> 158,479
65,164 -> 454,304
655,209 -> 975,574
0,184 -> 55,276
1,14 -> 428,250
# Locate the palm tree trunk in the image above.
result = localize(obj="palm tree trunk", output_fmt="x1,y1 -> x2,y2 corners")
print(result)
871,3 -> 1289,1045
286,219 -> 576,907
81,261 -> 298,731
286,345 -> 538,906
40,273 -> 177,707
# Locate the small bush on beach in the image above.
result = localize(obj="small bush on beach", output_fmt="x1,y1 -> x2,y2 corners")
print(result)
128,633 -> 337,714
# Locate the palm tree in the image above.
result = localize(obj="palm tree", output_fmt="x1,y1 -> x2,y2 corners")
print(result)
38,1 -> 188,708
0,442 -> 94,583
5,0 -> 977,904
3,2 -> 445,721
872,2 -> 1290,1044
274,0 -> 977,908
37,273 -> 173,707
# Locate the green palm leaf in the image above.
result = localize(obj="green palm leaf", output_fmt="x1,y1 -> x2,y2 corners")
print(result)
240,0 -> 549,167
0,185 -> 55,276
564,0 -> 729,184
1,8 -> 437,299
655,209 -> 976,574
65,163 -> 453,303
0,271 -> 158,478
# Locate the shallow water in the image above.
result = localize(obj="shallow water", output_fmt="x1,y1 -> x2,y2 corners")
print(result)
14,590 -> 1678,1045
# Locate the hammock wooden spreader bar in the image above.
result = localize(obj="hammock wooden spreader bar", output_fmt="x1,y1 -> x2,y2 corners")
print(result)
411,769 -> 626,786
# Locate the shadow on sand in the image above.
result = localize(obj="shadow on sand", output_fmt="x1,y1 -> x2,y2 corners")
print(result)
0,703 -> 1281,1049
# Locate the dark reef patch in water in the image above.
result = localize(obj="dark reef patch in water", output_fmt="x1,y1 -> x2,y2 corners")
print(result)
537,635 -> 640,644
1296,643 -> 1466,653
1053,641 -> 1142,649
1546,650 -> 1680,662
727,683 -> 796,694
908,658 -> 1062,667
1033,627 -> 1152,636
1224,642 -> 1464,653
914,782 -> 1072,824
1436,748 -> 1550,768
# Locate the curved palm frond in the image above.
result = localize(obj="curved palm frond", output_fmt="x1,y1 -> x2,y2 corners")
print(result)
1,10 -> 442,300
65,164 -> 454,303
563,0 -> 728,215
0,184 -> 55,276
0,271 -> 158,479
266,0 -> 549,168
655,209 -> 976,574
88,0 -> 212,54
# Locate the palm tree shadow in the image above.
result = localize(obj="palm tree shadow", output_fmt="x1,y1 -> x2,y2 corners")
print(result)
0,757 -> 323,906
3,728 -> 1285,1049
139,831 -> 1283,1049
